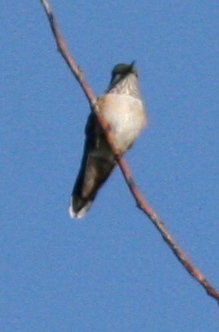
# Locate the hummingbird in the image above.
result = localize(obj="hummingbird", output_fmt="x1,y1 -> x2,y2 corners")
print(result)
69,62 -> 147,218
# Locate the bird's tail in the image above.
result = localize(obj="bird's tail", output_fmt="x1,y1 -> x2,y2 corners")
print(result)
69,151 -> 115,218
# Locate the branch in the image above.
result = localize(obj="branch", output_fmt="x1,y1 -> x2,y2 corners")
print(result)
40,0 -> 219,304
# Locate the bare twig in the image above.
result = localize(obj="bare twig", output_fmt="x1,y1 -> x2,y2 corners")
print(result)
40,0 -> 219,303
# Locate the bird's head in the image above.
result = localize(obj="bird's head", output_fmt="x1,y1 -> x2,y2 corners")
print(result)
110,62 -> 138,86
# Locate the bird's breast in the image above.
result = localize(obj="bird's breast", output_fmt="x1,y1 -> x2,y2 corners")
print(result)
97,93 -> 146,153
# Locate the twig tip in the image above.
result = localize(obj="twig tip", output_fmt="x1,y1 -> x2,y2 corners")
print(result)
41,0 -> 52,16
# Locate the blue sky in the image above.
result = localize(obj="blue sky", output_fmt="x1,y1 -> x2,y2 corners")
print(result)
1,1 -> 219,331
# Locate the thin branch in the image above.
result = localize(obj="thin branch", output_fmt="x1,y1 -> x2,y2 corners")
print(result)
40,0 -> 219,303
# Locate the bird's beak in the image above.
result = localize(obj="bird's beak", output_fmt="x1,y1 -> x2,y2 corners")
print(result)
129,61 -> 136,70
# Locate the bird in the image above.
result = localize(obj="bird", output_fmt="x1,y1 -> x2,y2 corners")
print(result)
69,62 -> 147,218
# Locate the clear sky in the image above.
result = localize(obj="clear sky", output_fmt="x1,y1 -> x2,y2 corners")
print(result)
1,1 -> 219,331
